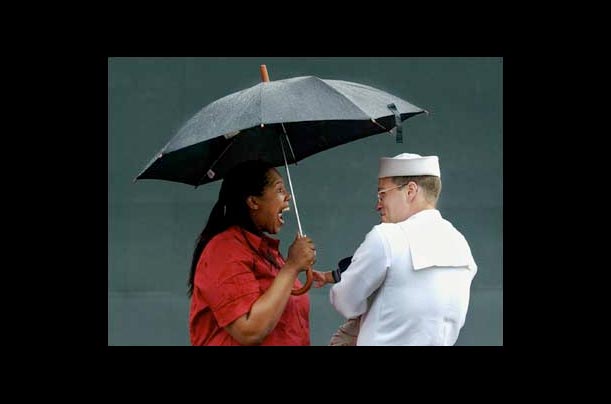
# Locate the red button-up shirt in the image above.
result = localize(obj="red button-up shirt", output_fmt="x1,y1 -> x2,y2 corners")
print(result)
189,225 -> 310,345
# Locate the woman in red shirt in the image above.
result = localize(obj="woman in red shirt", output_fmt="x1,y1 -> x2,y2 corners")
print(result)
188,160 -> 317,345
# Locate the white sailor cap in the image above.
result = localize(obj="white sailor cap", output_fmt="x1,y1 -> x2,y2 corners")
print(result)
378,153 -> 440,178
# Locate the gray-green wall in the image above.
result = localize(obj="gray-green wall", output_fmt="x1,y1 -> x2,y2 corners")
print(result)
108,57 -> 503,346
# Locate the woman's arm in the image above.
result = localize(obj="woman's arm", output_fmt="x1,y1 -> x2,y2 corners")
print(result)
224,234 -> 315,345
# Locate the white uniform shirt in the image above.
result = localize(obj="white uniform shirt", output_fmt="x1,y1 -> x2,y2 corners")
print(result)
330,209 -> 477,346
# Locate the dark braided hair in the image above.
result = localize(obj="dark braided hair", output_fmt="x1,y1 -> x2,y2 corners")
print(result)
188,160 -> 275,297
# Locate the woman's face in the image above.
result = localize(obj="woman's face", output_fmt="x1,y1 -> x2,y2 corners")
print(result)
249,168 -> 291,234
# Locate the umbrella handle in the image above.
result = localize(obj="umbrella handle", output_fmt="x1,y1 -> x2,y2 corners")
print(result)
291,266 -> 313,295
260,65 -> 270,82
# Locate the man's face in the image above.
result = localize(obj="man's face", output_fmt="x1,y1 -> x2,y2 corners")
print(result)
375,177 -> 410,223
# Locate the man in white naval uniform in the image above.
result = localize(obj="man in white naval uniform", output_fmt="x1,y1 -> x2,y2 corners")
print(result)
328,153 -> 477,346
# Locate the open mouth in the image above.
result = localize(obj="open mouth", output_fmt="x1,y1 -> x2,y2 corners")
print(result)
278,206 -> 290,224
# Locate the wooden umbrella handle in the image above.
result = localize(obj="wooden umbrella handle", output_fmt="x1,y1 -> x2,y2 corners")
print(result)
260,65 -> 270,82
291,266 -> 313,295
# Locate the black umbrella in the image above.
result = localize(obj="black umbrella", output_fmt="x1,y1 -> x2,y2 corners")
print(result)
136,65 -> 427,294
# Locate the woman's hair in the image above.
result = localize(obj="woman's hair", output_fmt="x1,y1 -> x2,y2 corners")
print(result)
187,160 -> 275,297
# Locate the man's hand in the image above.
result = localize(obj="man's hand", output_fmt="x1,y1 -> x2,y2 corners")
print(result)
312,270 -> 334,287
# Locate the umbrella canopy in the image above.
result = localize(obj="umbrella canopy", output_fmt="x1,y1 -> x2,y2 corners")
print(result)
135,66 -> 427,295
135,73 -> 426,187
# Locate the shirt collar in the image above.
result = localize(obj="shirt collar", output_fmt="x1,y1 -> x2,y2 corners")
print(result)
228,225 -> 280,251
408,208 -> 441,221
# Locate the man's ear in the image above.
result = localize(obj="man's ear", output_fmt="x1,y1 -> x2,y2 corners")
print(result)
246,196 -> 259,210
407,181 -> 418,198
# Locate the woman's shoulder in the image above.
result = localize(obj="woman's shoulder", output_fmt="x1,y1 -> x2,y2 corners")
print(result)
207,226 -> 247,249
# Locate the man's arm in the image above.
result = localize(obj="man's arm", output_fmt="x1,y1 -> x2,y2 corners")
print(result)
330,227 -> 388,318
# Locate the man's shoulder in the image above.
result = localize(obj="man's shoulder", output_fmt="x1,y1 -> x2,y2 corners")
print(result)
372,222 -> 395,232
371,222 -> 404,239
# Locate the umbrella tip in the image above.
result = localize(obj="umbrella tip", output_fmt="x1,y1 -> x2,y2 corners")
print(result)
260,65 -> 270,82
